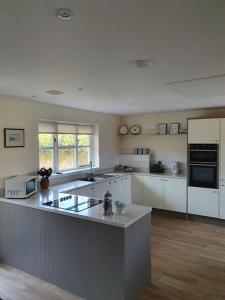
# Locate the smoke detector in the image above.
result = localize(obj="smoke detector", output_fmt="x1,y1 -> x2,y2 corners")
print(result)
56,8 -> 73,20
130,59 -> 153,69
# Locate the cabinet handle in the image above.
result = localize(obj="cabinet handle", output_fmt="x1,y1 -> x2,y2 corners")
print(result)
109,181 -> 111,184
164,179 -> 168,181
113,180 -> 117,183
160,179 -> 164,181
222,184 -> 225,187
213,190 -> 218,194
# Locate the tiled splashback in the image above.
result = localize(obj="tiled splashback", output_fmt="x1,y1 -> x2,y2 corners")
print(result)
119,154 -> 150,169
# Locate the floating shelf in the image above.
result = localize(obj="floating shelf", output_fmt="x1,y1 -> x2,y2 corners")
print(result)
118,132 -> 187,137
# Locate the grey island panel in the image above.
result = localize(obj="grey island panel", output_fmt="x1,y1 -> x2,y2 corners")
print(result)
0,201 -> 151,300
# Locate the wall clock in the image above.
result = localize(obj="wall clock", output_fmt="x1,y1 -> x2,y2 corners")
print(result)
118,125 -> 129,135
130,125 -> 142,135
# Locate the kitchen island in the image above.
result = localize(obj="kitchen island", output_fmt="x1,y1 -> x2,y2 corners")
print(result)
0,180 -> 151,300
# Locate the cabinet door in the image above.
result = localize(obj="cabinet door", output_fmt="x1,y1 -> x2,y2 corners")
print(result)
220,118 -> 225,181
93,181 -> 108,200
73,186 -> 94,197
164,178 -> 187,213
188,186 -> 219,218
220,182 -> 225,219
143,176 -> 164,209
188,119 -> 219,144
131,175 -> 143,205
123,175 -> 131,204
110,178 -> 122,202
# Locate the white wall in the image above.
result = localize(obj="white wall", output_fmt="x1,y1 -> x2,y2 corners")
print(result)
120,108 -> 225,171
0,96 -> 120,188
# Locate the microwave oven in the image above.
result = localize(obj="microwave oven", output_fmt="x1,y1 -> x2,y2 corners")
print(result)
5,175 -> 38,199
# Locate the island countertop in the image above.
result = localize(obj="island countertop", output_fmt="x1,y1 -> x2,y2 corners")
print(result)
0,179 -> 151,228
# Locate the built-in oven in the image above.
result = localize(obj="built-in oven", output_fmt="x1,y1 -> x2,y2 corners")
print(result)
188,144 -> 218,164
188,144 -> 219,189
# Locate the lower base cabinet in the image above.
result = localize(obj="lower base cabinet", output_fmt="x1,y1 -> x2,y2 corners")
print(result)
220,182 -> 225,219
188,186 -> 219,218
131,175 -> 144,205
164,178 -> 186,213
72,176 -> 132,204
143,176 -> 164,209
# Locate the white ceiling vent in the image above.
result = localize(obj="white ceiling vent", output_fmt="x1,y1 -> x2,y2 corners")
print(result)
165,74 -> 225,98
46,90 -> 64,95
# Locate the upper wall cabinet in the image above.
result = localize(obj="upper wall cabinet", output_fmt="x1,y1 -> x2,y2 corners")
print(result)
188,119 -> 220,144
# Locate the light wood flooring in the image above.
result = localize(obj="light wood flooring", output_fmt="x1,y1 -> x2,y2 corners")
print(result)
1,213 -> 225,300
139,213 -> 225,300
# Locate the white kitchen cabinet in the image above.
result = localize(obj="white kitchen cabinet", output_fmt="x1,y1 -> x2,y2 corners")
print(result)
109,176 -> 131,204
143,176 -> 164,209
188,118 -> 220,144
123,175 -> 131,204
73,186 -> 94,197
131,175 -> 143,205
164,178 -> 186,213
220,118 -> 225,181
188,186 -> 219,218
220,182 -> 225,219
93,181 -> 108,199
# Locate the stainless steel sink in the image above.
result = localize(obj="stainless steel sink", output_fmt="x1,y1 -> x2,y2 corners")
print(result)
80,174 -> 115,182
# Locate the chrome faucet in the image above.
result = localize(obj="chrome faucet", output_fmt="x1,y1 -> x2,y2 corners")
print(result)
89,161 -> 94,175
86,161 -> 95,180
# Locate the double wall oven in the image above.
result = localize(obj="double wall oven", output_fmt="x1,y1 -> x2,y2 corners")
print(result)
188,144 -> 219,189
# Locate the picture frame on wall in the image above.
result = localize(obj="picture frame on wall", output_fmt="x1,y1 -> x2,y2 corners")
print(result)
169,123 -> 180,135
157,123 -> 167,135
4,128 -> 25,148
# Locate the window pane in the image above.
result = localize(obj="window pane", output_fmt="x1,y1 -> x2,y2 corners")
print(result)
58,149 -> 76,170
39,134 -> 54,148
77,147 -> 90,166
77,134 -> 90,146
39,149 -> 54,169
58,134 -> 76,147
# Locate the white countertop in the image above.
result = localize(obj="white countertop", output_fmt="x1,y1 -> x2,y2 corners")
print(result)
0,179 -> 151,228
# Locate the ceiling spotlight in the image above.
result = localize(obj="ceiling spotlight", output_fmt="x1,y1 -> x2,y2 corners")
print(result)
130,59 -> 154,69
32,95 -> 37,98
56,8 -> 73,20
78,88 -> 83,91
46,90 -> 63,95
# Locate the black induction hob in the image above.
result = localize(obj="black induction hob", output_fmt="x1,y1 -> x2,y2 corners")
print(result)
42,193 -> 102,212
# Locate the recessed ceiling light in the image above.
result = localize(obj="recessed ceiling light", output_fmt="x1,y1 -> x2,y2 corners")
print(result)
129,102 -> 134,106
56,8 -> 73,20
130,59 -> 154,69
78,88 -> 83,91
91,106 -> 96,110
46,90 -> 64,95
32,95 -> 37,98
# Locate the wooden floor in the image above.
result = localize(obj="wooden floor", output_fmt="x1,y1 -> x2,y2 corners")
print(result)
139,213 -> 225,300
1,213 -> 225,300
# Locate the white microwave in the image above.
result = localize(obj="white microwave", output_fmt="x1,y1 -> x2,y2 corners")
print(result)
5,175 -> 38,199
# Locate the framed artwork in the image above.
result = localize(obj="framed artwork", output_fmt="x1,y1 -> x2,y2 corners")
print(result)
4,128 -> 25,148
169,123 -> 180,135
157,123 -> 167,135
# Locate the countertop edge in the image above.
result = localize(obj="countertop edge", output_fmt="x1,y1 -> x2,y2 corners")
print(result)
0,197 -> 152,229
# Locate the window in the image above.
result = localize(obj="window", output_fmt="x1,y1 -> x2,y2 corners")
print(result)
38,122 -> 95,172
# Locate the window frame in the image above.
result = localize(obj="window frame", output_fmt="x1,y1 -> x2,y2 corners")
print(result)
38,132 -> 94,173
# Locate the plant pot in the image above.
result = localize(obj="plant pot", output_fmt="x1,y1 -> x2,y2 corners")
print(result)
40,179 -> 49,190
